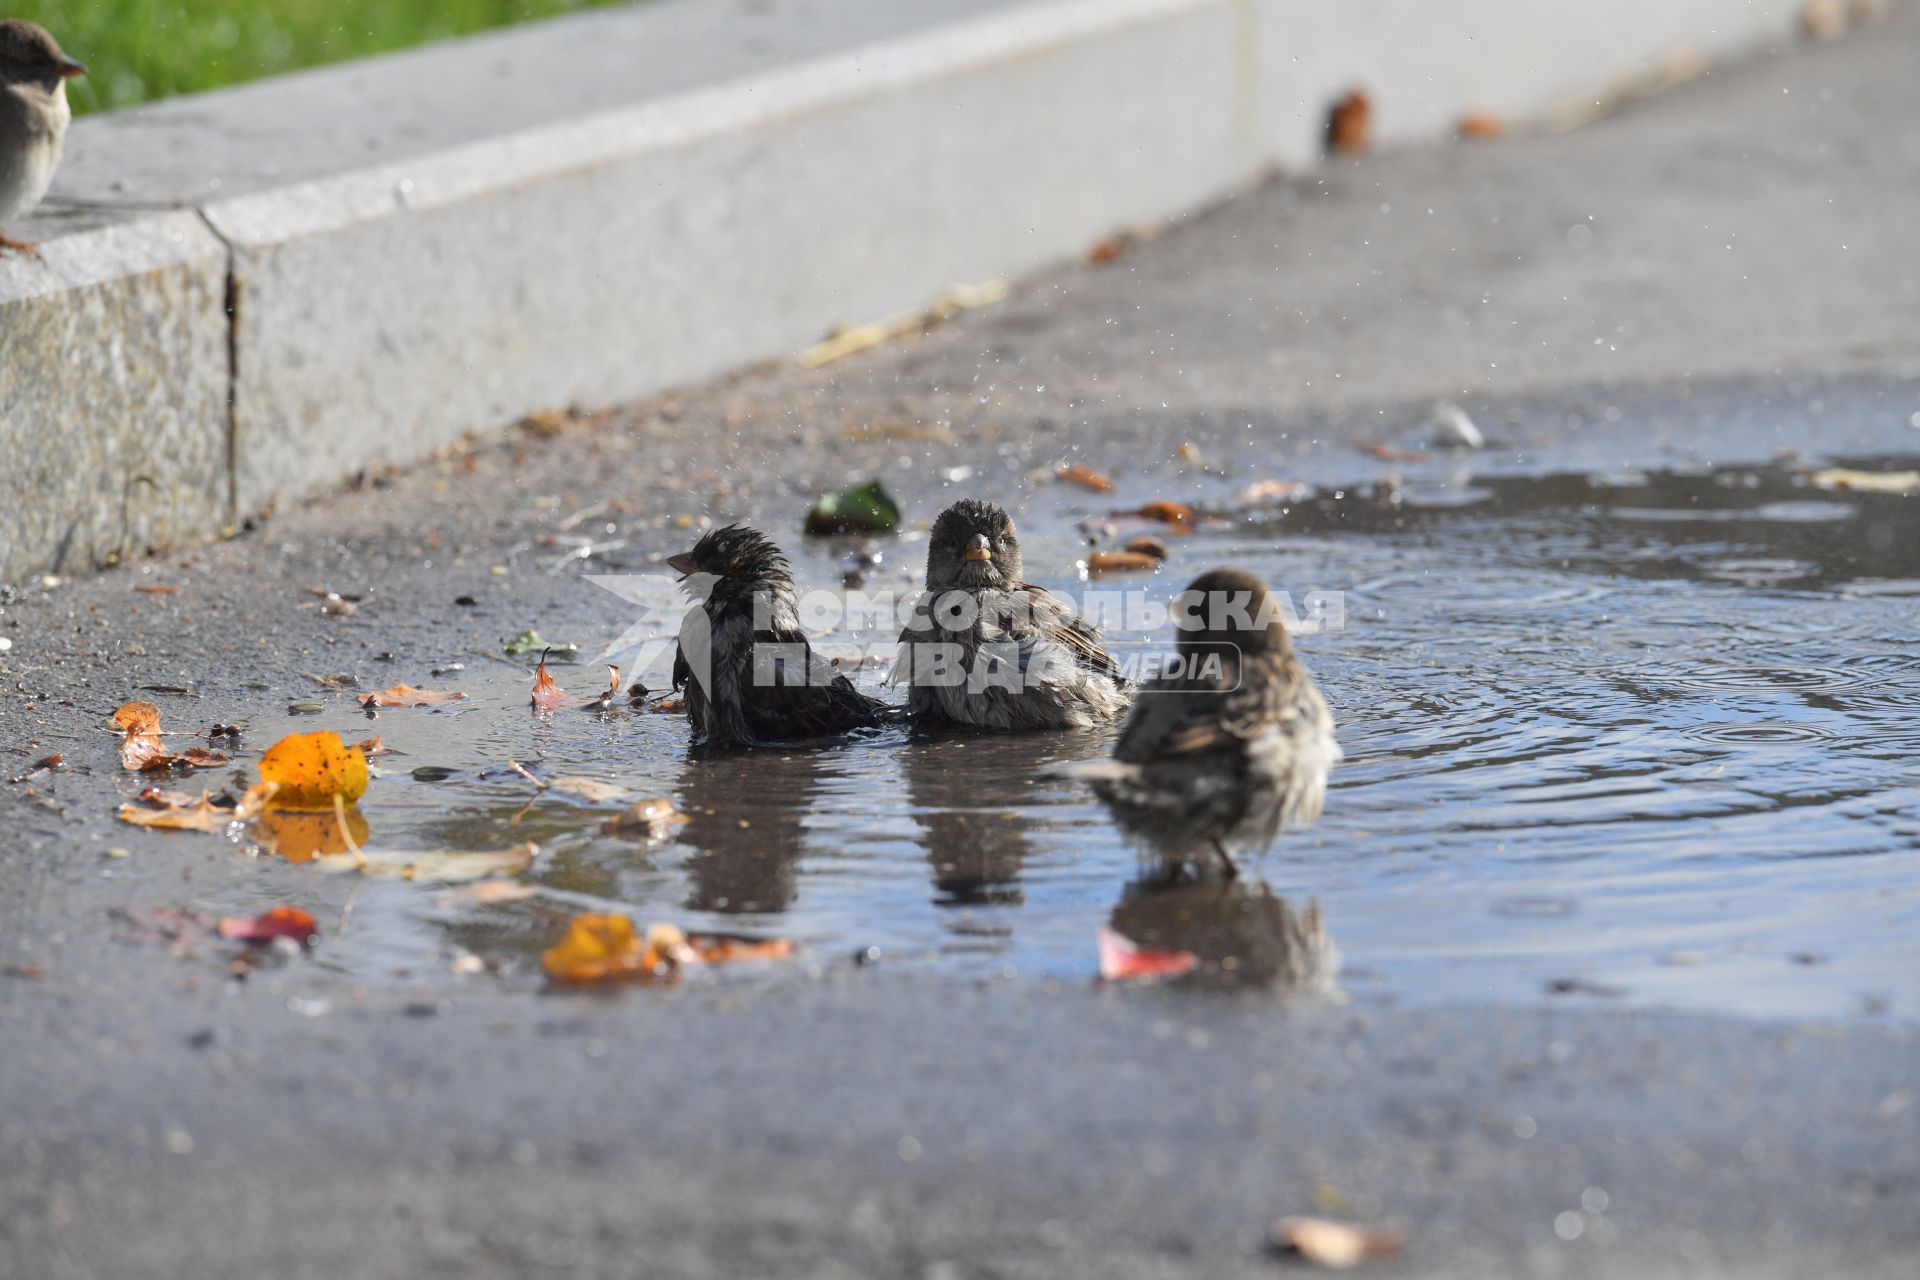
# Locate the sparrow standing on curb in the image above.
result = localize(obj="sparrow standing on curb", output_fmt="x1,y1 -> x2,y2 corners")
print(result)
0,20 -> 85,260
895,498 -> 1130,731
1057,568 -> 1339,876
668,525 -> 891,749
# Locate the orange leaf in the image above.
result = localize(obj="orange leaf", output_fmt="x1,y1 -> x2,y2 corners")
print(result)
256,732 -> 370,808
1085,551 -> 1161,577
1327,89 -> 1372,155
178,747 -> 230,769
1133,500 -> 1195,529
530,652 -> 569,711
218,906 -> 319,945
356,684 -> 467,708
114,701 -> 174,771
1098,926 -> 1197,981
541,914 -> 691,983
351,736 -> 396,757
1057,463 -> 1114,493
1457,111 -> 1504,139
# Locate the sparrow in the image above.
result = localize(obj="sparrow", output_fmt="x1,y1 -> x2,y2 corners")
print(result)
894,498 -> 1130,731
1057,568 -> 1339,876
0,21 -> 85,260
668,524 -> 892,749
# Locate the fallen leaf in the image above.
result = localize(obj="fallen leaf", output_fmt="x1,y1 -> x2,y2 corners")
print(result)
1457,111 -> 1504,138
356,684 -> 467,708
506,629 -> 578,657
1097,926 -> 1198,981
1240,479 -> 1312,505
1084,551 -> 1162,577
257,732 -> 370,808
603,798 -> 690,838
8,753 -> 63,783
649,696 -> 686,714
685,934 -> 796,965
1809,467 -> 1919,495
301,672 -> 359,690
582,665 -> 624,712
351,736 -> 399,757
1355,442 -> 1429,463
1057,463 -> 1115,493
798,281 -> 1006,368
318,593 -> 357,616
548,777 -> 630,804
317,843 -> 537,883
1086,235 -> 1125,265
218,906 -> 319,945
1122,536 -> 1170,561
1269,1217 -> 1403,1269
519,407 -> 569,438
178,747 -> 231,769
804,480 -> 901,535
1133,500 -> 1195,529
434,881 -> 540,909
115,791 -> 239,833
135,585 -> 179,596
1326,89 -> 1372,155
114,701 -> 174,771
530,651 -> 570,711
542,914 -> 691,983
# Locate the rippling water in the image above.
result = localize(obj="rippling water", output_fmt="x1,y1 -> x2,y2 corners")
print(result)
234,457 -> 1920,1019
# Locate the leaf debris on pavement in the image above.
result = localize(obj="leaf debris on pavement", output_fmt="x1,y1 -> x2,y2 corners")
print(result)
798,280 -> 1007,368
530,650 -> 570,711
804,480 -> 901,535
356,684 -> 468,708
542,913 -> 792,984
218,906 -> 319,945
1097,926 -> 1197,981
1269,1216 -> 1404,1269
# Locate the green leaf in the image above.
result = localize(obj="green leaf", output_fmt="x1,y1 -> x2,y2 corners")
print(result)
804,480 -> 901,536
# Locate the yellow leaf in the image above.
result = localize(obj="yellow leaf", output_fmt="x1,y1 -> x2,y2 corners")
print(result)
257,732 -> 369,808
1810,467 -> 1919,495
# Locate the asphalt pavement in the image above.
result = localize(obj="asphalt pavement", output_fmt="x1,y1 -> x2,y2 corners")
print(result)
4,12 -> 1920,1279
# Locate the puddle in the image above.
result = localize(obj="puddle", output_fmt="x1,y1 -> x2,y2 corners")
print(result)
230,456 -> 1920,1019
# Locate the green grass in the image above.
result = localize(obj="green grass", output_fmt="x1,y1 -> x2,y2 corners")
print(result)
11,1 -> 634,114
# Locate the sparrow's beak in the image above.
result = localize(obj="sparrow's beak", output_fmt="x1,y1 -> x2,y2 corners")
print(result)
58,58 -> 86,79
665,552 -> 700,577
963,534 -> 993,563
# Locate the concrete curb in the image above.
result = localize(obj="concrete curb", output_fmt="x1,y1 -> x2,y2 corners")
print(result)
1,0 -> 1800,581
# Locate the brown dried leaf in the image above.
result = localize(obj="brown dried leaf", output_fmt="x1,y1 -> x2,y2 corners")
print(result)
356,684 -> 467,708
1326,90 -> 1372,155
530,652 -> 569,711
114,701 -> 174,771
603,798 -> 689,838
115,791 -> 237,833
1085,551 -> 1160,577
1057,463 -> 1115,493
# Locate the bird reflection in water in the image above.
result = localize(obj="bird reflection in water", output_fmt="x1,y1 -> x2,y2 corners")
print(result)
1108,864 -> 1338,993
902,737 -> 1037,909
671,749 -> 829,915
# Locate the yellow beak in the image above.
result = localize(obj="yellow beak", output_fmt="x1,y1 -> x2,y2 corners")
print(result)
963,535 -> 993,563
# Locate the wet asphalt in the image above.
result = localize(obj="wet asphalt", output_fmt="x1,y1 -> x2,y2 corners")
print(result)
5,12 -> 1920,1279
